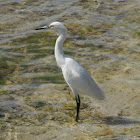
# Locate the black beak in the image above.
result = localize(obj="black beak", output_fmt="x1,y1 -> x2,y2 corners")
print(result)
35,25 -> 50,30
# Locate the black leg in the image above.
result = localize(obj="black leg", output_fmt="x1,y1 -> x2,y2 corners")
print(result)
75,94 -> 80,122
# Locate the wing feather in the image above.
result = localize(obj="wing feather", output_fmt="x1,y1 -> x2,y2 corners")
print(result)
62,58 -> 106,100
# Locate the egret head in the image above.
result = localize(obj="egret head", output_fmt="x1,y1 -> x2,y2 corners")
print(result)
36,21 -> 67,34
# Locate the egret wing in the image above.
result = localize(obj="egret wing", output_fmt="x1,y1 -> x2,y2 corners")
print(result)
62,58 -> 105,100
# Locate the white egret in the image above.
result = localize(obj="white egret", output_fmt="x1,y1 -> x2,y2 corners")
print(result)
36,22 -> 106,122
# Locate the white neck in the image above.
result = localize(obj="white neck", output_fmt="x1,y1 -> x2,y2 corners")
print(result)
55,31 -> 66,68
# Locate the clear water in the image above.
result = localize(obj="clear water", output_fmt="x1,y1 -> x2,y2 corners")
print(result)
0,0 -> 140,139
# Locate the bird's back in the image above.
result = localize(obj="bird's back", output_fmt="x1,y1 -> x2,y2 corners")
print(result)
61,57 -> 106,100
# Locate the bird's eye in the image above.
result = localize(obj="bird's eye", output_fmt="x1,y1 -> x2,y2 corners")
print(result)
49,25 -> 54,28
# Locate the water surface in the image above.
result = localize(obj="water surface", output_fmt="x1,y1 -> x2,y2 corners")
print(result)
0,0 -> 140,139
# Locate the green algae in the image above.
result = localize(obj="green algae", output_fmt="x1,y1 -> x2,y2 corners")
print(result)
0,30 -> 66,85
3,2 -> 23,6
132,31 -> 140,39
0,58 -> 17,85
72,0 -> 101,9
31,74 -> 64,84
67,23 -> 113,37
9,32 -> 54,46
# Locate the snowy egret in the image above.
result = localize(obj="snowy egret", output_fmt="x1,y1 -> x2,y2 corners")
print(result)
36,22 -> 106,122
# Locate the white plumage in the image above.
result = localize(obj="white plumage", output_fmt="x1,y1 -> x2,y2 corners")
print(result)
36,21 -> 106,122
62,57 -> 105,100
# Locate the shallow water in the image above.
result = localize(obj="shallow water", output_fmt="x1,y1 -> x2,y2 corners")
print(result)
0,0 -> 140,139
